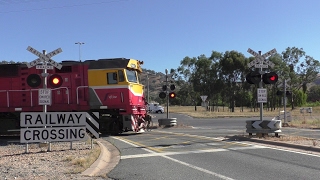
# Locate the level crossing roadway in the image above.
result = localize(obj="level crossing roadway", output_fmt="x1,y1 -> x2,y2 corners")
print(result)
104,113 -> 320,180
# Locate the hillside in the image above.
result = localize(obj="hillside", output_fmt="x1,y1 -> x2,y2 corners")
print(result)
139,69 -> 169,102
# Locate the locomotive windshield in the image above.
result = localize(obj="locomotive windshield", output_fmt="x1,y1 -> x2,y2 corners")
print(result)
126,69 -> 138,83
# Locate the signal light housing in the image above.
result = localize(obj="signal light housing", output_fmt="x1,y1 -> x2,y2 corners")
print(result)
276,90 -> 283,96
170,84 -> 175,91
263,72 -> 278,84
159,92 -> 166,99
169,92 -> 176,99
246,71 -> 261,84
162,85 -> 167,91
48,74 -> 63,88
27,74 -> 42,88
286,91 -> 292,96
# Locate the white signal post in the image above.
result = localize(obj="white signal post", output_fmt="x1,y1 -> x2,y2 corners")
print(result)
247,48 -> 277,121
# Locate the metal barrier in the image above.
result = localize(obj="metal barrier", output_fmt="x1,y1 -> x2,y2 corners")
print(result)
158,118 -> 177,126
300,107 -> 312,114
274,110 -> 292,122
246,119 -> 282,136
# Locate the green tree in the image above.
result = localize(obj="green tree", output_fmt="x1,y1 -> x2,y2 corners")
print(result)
307,85 -> 320,102
293,90 -> 307,106
281,47 -> 320,109
219,51 -> 247,112
176,56 -> 199,109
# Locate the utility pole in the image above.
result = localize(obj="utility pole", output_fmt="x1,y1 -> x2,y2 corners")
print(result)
283,79 -> 287,125
147,73 -> 150,103
165,69 -> 169,119
258,51 -> 263,121
75,42 -> 85,61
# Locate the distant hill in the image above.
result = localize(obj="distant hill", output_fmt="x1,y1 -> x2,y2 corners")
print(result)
313,74 -> 320,85
140,69 -> 168,101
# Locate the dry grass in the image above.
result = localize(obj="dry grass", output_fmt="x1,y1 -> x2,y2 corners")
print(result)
167,106 -> 320,128
256,135 -> 320,147
264,135 -> 310,141
65,140 -> 101,173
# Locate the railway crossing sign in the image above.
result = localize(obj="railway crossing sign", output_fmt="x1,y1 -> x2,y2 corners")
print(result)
26,46 -> 63,69
247,48 -> 276,68
20,112 -> 100,143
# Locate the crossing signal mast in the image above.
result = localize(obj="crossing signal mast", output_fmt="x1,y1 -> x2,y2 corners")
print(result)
158,69 -> 176,118
246,48 -> 277,122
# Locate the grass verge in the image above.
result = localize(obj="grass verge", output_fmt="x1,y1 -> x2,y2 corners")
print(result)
65,140 -> 101,174
167,106 -> 320,128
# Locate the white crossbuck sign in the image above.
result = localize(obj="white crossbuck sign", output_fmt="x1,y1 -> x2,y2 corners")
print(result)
26,46 -> 63,70
247,48 -> 276,68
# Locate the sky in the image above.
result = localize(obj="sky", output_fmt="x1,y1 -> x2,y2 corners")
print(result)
1,0 -> 320,73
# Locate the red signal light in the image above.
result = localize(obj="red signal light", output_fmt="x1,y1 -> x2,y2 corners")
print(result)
48,74 -> 63,88
169,92 -> 176,99
263,72 -> 278,84
52,77 -> 60,85
269,75 -> 276,81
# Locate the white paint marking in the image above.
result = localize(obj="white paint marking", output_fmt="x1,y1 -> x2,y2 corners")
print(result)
162,155 -> 235,180
121,146 -> 266,159
113,136 -> 235,180
262,146 -> 320,158
121,148 -> 228,159
154,130 -> 320,157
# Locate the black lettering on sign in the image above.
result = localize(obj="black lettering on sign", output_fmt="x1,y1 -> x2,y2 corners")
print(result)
24,130 -> 31,140
25,114 -> 32,125
35,115 -> 43,125
33,130 -> 40,140
51,129 -> 57,139
42,130 -> 49,140
70,128 -> 77,139
20,127 -> 87,143
58,129 -> 64,139
79,129 -> 85,138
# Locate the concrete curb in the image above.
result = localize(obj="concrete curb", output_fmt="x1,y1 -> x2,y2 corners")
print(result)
82,139 -> 120,177
227,136 -> 320,153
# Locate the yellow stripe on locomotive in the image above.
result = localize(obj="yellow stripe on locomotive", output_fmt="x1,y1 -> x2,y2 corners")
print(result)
88,59 -> 144,95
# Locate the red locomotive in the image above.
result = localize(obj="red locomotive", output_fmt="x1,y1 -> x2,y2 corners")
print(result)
0,58 -> 150,134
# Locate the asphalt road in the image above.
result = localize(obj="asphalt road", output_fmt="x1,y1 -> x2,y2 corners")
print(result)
104,113 -> 320,180
156,113 -> 320,139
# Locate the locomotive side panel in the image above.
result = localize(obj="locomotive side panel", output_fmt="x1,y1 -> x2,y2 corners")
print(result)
0,62 -> 90,113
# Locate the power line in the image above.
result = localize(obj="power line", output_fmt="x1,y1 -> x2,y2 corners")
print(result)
0,0 -> 130,14
0,0 -> 48,6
